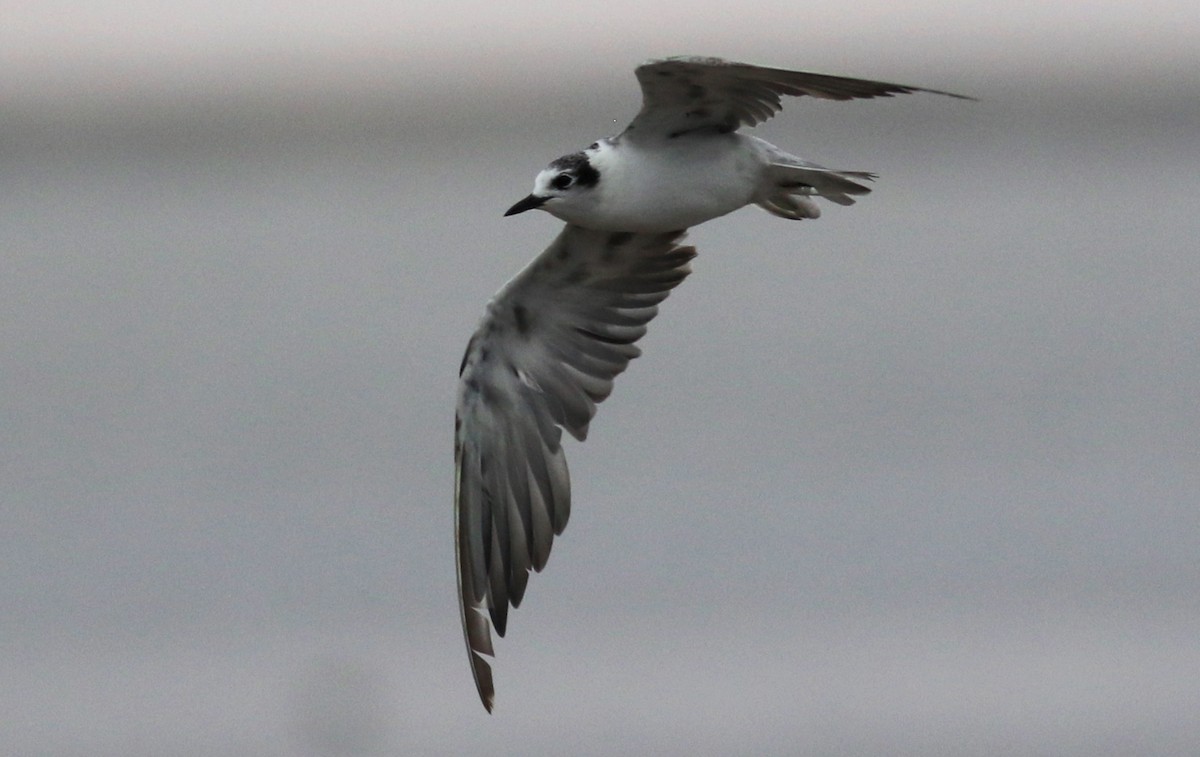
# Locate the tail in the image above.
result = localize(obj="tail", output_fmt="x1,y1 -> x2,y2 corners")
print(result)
757,161 -> 876,220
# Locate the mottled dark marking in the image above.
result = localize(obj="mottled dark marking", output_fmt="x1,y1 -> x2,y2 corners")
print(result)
687,84 -> 706,100
549,152 -> 599,188
512,303 -> 530,335
480,382 -> 503,407
685,107 -> 710,119
656,70 -> 672,77
607,231 -> 634,247
556,244 -> 570,261
478,347 -> 490,363
563,269 -> 587,286
465,377 -> 480,394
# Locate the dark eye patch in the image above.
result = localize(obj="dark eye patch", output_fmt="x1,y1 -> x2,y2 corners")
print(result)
548,152 -> 600,187
551,173 -> 574,190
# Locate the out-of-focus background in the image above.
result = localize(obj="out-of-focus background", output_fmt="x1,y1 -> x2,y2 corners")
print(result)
4,2 -> 1199,754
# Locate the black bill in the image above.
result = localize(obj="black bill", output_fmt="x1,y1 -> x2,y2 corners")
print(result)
504,194 -> 548,217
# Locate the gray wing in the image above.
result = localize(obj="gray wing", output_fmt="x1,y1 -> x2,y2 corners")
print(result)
624,55 -> 973,140
455,225 -> 696,712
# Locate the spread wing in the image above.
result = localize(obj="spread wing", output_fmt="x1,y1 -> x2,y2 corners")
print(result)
624,55 -> 973,140
455,224 -> 696,712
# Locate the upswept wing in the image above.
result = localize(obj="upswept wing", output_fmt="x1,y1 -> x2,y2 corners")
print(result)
625,55 -> 972,140
455,224 -> 696,711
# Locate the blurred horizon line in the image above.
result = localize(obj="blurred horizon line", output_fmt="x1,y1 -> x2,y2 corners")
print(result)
5,28 -> 1198,119
5,53 -> 1196,133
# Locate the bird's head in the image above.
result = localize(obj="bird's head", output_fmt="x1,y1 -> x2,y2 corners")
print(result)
505,150 -> 601,223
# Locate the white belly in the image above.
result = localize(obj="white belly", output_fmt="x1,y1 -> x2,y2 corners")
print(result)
563,135 -> 766,232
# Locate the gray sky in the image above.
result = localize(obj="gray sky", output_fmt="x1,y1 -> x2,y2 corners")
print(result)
3,2 -> 1199,754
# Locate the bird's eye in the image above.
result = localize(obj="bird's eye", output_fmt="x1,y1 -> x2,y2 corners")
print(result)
550,173 -> 574,191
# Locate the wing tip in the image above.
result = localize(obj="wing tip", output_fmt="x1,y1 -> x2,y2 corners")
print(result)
469,649 -> 496,713
909,85 -> 978,102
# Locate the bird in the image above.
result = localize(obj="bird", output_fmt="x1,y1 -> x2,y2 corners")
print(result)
504,56 -> 972,232
458,56 -> 970,712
